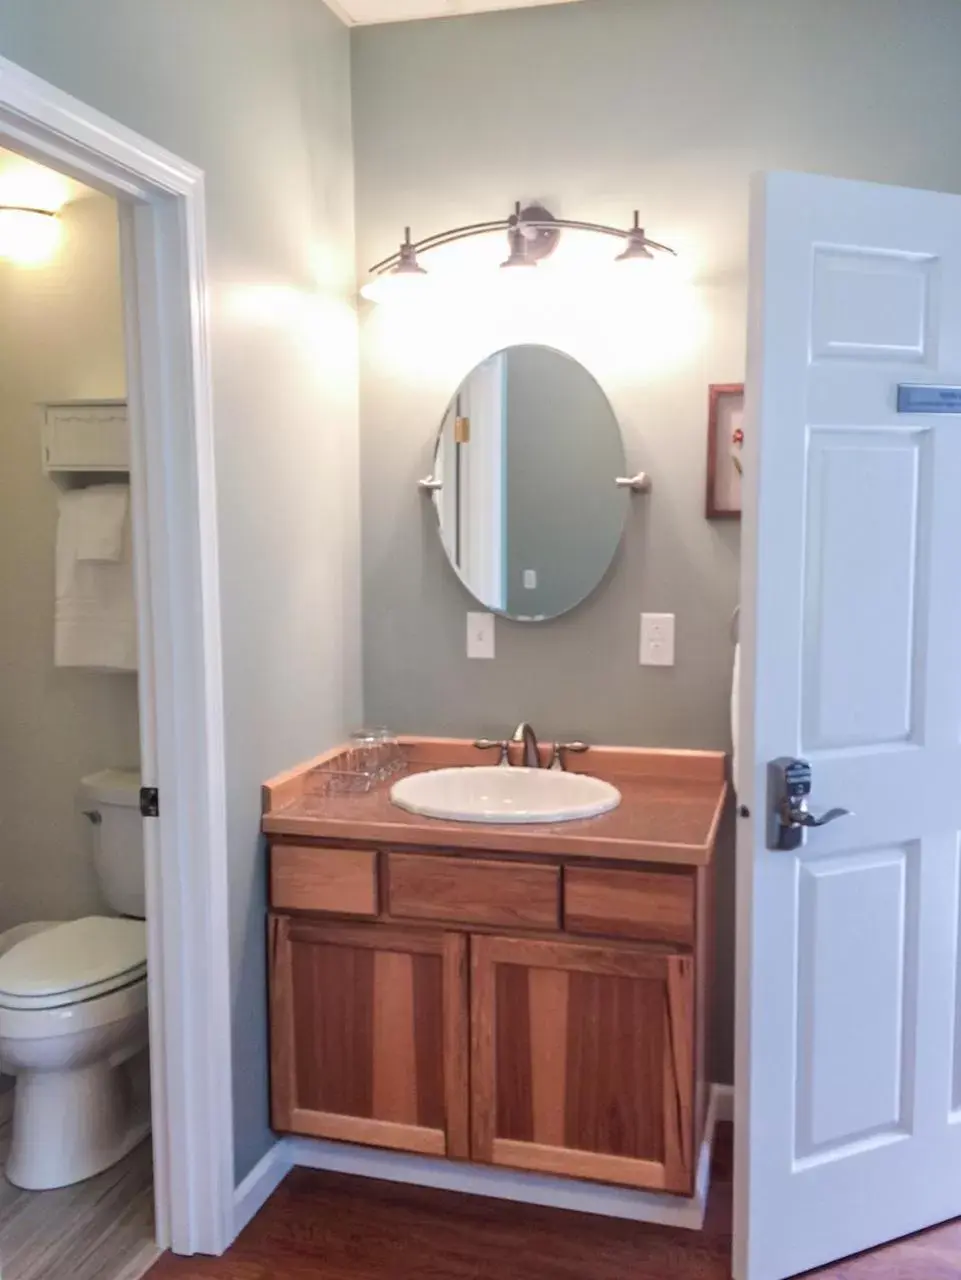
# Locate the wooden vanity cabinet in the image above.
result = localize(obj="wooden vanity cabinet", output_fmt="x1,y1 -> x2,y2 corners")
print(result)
269,915 -> 469,1158
471,934 -> 695,1194
268,844 -> 710,1197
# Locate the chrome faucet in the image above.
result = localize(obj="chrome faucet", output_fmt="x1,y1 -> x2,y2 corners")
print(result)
512,722 -> 542,769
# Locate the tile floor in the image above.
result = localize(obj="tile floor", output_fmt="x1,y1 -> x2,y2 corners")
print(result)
0,1118 -> 158,1280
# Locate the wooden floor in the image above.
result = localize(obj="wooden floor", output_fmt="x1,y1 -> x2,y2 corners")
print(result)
0,1122 -> 158,1280
143,1124 -> 961,1280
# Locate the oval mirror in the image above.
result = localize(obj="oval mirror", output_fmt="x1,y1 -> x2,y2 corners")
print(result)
431,345 -> 629,621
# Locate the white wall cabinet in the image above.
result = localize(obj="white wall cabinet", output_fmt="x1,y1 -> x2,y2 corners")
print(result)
41,400 -> 129,474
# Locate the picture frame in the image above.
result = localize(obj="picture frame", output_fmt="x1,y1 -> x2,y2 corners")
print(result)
705,383 -> 744,519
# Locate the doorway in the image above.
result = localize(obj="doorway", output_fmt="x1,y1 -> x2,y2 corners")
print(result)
0,54 -> 234,1263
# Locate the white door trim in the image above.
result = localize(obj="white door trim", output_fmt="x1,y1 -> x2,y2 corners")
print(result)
0,56 -> 234,1254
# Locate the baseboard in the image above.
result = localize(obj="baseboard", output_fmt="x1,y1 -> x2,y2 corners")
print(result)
233,1142 -> 293,1238
281,1082 -> 729,1232
713,1083 -> 734,1125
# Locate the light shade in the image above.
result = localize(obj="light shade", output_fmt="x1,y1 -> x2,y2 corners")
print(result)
500,226 -> 537,270
360,266 -> 428,304
0,207 -> 61,266
616,212 -> 655,264
360,226 -> 428,302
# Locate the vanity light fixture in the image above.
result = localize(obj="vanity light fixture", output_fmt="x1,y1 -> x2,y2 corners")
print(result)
360,201 -> 676,301
0,205 -> 61,266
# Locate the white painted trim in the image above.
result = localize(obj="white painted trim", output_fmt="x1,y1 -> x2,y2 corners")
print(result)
0,55 -> 233,1255
233,1143 -> 294,1238
272,1083 -> 729,1233
713,1083 -> 734,1125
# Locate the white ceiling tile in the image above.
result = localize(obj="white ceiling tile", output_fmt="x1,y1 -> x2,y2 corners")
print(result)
327,0 -> 582,26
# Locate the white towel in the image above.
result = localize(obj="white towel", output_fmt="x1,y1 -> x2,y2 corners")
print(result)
74,484 -> 129,562
731,641 -> 741,796
55,487 -> 138,672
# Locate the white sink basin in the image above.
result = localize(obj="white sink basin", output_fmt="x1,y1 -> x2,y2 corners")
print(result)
389,766 -> 621,825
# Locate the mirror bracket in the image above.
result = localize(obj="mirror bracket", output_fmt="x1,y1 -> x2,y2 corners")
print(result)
420,472 -> 650,496
614,472 -> 653,494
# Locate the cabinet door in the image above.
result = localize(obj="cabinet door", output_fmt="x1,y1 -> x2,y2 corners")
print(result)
471,935 -> 695,1194
269,915 -> 469,1158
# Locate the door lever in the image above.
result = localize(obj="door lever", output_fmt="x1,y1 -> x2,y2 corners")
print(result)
778,799 -> 851,830
769,757 -> 852,851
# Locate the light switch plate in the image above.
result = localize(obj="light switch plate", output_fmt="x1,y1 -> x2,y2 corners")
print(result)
523,569 -> 537,590
640,612 -> 675,666
467,611 -> 495,660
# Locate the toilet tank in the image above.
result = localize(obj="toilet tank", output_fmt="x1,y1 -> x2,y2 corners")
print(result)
80,769 -> 145,918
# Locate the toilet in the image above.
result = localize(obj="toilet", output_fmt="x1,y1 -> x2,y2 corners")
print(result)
0,769 -> 150,1191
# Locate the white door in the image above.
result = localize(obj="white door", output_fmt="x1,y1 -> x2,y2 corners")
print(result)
735,171 -> 961,1280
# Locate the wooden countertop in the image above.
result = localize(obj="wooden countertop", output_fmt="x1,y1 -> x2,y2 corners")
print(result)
263,739 -> 727,867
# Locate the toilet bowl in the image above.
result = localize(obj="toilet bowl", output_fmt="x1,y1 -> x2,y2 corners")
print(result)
0,916 -> 150,1190
0,768 -> 151,1191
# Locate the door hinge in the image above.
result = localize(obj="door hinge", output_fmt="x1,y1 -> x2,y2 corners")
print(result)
139,786 -> 159,818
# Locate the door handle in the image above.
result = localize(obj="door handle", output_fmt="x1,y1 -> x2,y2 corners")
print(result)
768,757 -> 852,851
778,799 -> 850,830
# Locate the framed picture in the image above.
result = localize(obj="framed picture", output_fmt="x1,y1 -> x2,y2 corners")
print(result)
705,383 -> 744,519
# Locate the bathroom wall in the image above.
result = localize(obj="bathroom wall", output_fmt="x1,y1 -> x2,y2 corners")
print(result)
0,0 -> 360,1181
351,0 -> 961,1081
0,181 -> 139,931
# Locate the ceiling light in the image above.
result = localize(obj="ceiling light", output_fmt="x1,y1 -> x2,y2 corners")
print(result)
361,202 -> 676,303
360,226 -> 427,302
0,206 -> 61,266
500,226 -> 537,270
615,211 -> 655,263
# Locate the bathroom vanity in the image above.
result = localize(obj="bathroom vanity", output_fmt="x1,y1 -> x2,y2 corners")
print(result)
263,738 -> 725,1199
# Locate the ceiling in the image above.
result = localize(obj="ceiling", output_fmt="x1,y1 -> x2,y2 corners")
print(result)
325,0 -> 582,25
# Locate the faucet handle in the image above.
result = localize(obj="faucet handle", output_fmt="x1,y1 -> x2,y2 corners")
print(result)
474,739 -> 510,766
549,742 -> 589,771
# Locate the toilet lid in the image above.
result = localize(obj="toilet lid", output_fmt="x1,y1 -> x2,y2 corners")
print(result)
0,917 -> 147,1000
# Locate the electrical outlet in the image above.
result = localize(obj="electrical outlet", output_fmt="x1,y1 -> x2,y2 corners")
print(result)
523,569 -> 537,590
467,611 -> 495,660
640,612 -> 675,666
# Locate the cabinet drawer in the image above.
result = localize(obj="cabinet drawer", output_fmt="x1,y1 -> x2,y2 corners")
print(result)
271,845 -> 378,916
387,854 -> 560,930
564,866 -> 695,945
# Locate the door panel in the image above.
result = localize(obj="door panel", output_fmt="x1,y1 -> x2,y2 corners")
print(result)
471,935 -> 695,1194
795,846 -> 918,1160
801,429 -> 924,750
269,916 -> 469,1157
810,247 -> 936,364
737,172 -> 961,1280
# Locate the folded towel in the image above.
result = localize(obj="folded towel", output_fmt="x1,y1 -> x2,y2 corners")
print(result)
73,484 -> 129,562
55,488 -> 138,672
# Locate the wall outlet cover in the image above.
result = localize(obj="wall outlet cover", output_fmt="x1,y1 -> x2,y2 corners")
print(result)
640,612 -> 676,666
467,611 -> 495,660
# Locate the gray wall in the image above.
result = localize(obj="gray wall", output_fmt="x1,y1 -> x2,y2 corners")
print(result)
0,0 -> 360,1181
352,0 -> 961,1082
0,190 -> 141,931
504,347 -> 626,619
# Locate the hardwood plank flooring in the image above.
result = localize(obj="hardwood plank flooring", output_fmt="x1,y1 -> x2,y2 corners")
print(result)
0,1119 -> 158,1280
147,1125 -> 961,1279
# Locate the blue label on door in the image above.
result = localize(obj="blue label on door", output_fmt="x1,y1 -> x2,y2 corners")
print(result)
897,384 -> 961,413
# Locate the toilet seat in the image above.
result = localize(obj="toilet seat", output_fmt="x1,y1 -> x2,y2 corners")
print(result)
0,917 -> 147,1011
